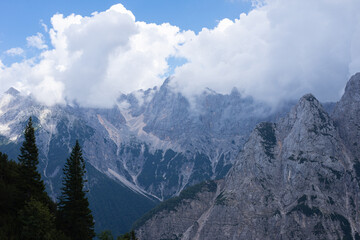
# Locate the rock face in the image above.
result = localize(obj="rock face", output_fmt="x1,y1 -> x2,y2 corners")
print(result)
332,72 -> 360,159
135,74 -> 360,240
0,79 -> 293,234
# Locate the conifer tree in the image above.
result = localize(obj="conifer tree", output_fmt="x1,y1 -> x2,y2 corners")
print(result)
18,117 -> 46,202
0,152 -> 22,239
58,140 -> 95,240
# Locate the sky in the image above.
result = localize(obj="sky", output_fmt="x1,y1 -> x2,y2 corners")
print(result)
0,0 -> 360,108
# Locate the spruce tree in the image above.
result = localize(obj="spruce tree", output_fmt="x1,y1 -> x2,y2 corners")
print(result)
18,117 -> 46,202
58,140 -> 95,240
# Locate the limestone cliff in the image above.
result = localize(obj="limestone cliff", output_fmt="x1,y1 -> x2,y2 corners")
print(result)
135,74 -> 360,240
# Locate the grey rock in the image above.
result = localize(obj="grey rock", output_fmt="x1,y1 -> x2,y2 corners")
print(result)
0,79 -> 293,233
135,74 -> 360,240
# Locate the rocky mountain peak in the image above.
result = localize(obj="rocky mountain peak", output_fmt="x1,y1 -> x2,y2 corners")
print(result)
4,87 -> 20,96
296,93 -> 324,114
332,72 -> 360,157
135,74 -> 360,240
341,72 -> 360,102
278,93 -> 334,141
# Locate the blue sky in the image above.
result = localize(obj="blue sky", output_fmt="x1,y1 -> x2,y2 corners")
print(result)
0,0 -> 359,108
0,0 -> 251,55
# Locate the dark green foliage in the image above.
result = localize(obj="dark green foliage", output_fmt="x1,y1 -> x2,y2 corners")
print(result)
330,213 -> 353,240
117,230 -> 138,240
0,118 -> 64,239
312,222 -> 325,236
133,181 -> 217,229
86,163 -> 157,236
328,196 -> 335,205
297,195 -> 307,204
98,230 -> 114,240
288,197 -> 322,217
354,159 -> 360,179
58,140 -> 95,240
288,151 -> 310,164
188,153 -> 213,184
215,191 -> 227,205
18,117 -> 46,202
19,198 -> 64,240
355,232 -> 360,240
0,153 -> 64,239
0,152 -> 22,239
215,153 -> 232,180
257,122 -> 276,159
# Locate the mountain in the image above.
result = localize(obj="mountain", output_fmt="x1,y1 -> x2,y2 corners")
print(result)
134,73 -> 360,240
0,78 -> 295,234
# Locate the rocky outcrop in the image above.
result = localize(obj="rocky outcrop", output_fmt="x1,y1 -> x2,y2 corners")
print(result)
332,72 -> 360,159
135,74 -> 360,240
134,181 -> 220,240
0,79 -> 293,234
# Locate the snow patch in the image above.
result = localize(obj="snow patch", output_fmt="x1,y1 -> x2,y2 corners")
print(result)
0,94 -> 14,115
0,123 -> 10,136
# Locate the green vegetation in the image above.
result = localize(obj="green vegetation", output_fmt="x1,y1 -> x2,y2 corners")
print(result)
0,118 -> 67,239
58,140 -> 95,240
18,117 -> 48,204
98,230 -> 138,240
0,118 -> 114,239
288,195 -> 322,217
257,122 -> 276,159
353,159 -> 360,179
288,151 -> 309,164
132,180 -> 217,229
312,222 -> 325,236
215,191 -> 227,205
330,213 -> 353,240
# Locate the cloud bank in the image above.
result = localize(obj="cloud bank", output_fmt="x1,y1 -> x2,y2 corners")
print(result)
0,4 -> 188,107
1,1 -> 360,107
173,0 -> 360,105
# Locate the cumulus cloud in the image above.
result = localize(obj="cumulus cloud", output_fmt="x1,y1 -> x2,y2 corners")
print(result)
1,1 -> 360,108
26,32 -> 48,49
0,4 -> 188,107
5,47 -> 24,56
173,0 -> 360,105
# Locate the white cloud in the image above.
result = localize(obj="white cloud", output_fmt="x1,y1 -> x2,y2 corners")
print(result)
1,1 -> 360,108
0,4 -> 188,107
26,32 -> 48,49
40,20 -> 49,32
5,47 -> 24,56
173,0 -> 360,105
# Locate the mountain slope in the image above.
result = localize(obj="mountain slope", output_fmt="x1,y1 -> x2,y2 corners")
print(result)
0,79 -> 294,234
135,74 -> 360,240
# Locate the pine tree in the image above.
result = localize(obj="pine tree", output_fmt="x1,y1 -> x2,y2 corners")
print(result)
117,230 -> 138,240
58,140 -> 95,240
19,198 -> 56,240
0,152 -> 22,239
18,117 -> 45,201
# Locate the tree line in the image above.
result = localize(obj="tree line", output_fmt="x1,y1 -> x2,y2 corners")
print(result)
0,117 -> 137,240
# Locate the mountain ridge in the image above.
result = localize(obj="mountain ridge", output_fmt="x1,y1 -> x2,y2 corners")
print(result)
0,78 -> 297,234
135,73 -> 360,240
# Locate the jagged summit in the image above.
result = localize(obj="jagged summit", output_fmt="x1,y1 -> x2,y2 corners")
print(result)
342,72 -> 360,101
5,87 -> 20,96
294,93 -> 328,120
332,72 -> 360,157
278,92 -> 333,140
298,93 -> 323,110
135,74 -> 360,240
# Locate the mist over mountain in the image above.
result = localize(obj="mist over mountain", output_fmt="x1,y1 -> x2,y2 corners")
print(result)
0,77 -> 299,235
1,1 -> 360,108
135,73 -> 360,240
